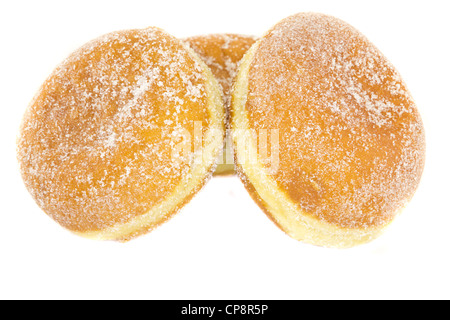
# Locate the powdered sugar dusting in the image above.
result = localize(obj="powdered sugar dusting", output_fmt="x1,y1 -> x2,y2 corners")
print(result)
245,13 -> 426,229
18,27 -> 213,233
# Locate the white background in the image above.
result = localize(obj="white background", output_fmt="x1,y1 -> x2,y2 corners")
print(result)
1,0 -> 449,300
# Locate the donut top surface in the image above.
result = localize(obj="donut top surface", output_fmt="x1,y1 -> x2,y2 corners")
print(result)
18,28 -> 214,233
185,34 -> 257,107
244,13 -> 425,229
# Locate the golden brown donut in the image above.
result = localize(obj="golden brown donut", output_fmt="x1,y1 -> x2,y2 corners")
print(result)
17,27 -> 225,241
185,34 -> 257,176
231,13 -> 426,248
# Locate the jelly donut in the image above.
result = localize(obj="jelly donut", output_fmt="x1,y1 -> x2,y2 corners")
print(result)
185,34 -> 257,176
18,27 -> 225,241
231,13 -> 426,248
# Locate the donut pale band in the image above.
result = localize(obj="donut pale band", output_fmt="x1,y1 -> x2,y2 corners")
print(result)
231,13 -> 426,248
17,28 -> 225,241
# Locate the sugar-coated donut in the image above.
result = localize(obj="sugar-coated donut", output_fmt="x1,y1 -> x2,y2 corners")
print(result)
231,13 -> 426,248
185,34 -> 257,176
18,27 -> 225,241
